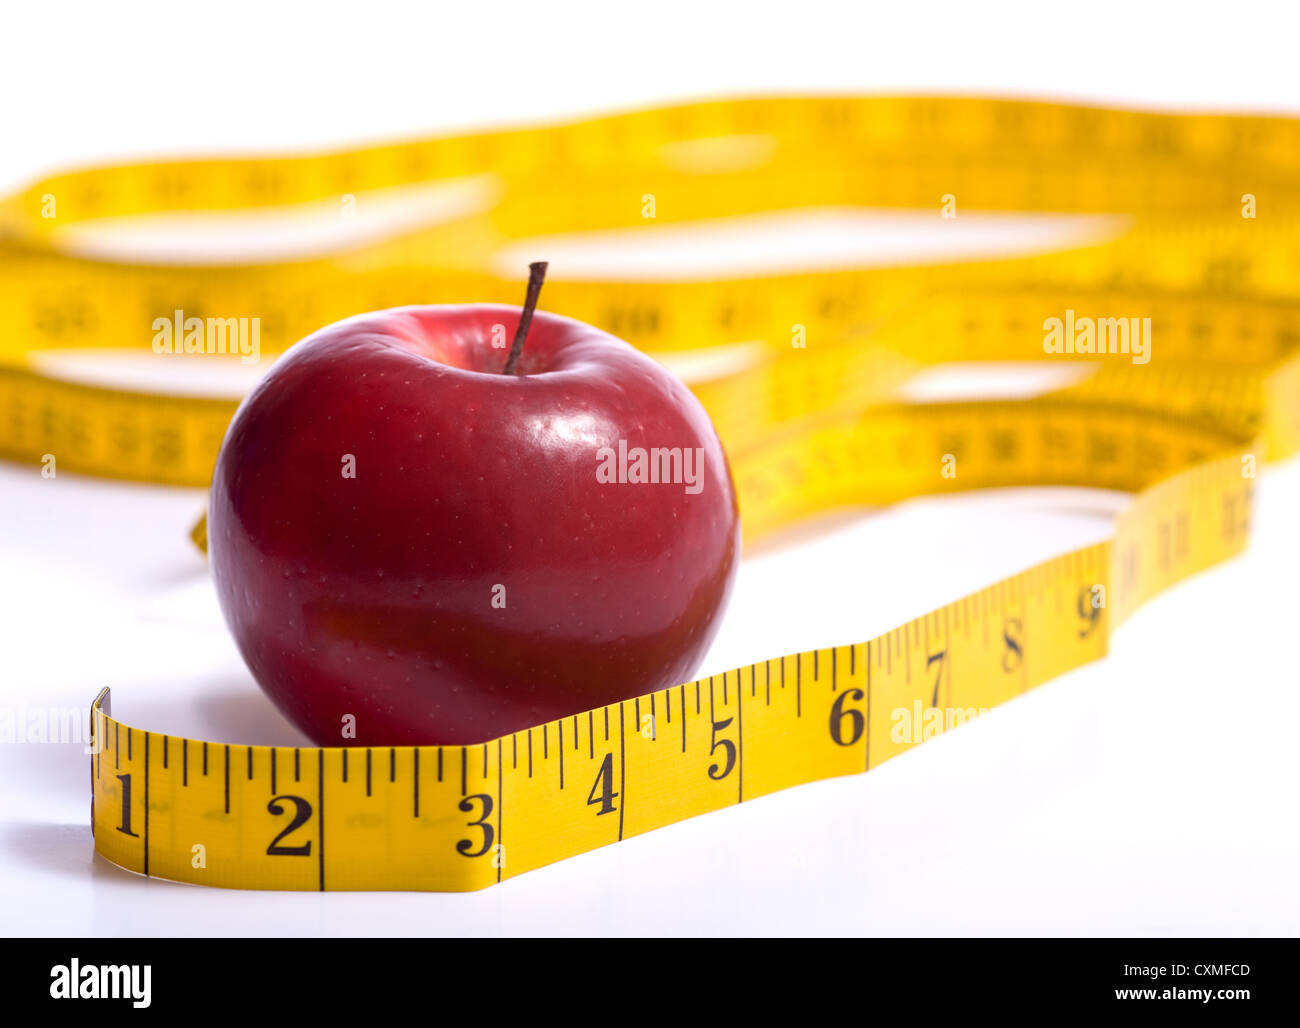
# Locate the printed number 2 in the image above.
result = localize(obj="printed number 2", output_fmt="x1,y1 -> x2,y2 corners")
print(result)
266,795 -> 313,856
587,753 -> 618,815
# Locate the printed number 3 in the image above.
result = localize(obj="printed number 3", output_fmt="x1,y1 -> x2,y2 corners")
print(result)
457,793 -> 495,857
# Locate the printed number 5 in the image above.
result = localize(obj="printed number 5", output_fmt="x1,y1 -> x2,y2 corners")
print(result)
708,718 -> 736,780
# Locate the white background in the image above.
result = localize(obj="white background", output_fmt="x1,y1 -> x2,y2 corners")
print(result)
2,1 -> 1299,936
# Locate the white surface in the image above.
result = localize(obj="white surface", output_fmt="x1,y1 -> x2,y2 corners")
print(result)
2,2 -> 1299,936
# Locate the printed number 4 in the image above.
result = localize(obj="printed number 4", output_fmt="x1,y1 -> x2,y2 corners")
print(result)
587,753 -> 618,815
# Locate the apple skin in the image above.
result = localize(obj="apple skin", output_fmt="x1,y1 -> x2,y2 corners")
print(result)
208,305 -> 740,746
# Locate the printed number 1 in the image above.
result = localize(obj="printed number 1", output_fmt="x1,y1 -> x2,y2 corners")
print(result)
115,773 -> 139,837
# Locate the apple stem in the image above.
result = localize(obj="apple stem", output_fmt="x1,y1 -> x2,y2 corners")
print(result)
502,261 -> 549,375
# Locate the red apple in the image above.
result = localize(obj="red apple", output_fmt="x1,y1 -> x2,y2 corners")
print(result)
208,266 -> 740,746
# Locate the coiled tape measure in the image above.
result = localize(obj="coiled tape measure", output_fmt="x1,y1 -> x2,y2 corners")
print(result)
2,96 -> 1296,890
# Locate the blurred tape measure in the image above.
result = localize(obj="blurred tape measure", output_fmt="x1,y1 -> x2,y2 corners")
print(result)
3,96 -> 1297,890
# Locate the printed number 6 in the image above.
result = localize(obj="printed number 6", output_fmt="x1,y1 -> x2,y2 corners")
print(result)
829,688 -> 865,746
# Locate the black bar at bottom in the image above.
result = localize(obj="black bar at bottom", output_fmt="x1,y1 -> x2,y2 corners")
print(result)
4,938 -> 1291,1015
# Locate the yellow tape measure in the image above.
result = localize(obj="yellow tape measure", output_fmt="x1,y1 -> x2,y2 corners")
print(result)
3,96 -> 1295,890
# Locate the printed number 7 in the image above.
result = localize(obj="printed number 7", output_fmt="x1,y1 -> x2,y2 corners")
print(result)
927,650 -> 946,709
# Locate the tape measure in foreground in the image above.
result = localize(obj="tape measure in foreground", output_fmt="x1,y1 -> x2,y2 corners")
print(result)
3,96 -> 1297,890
